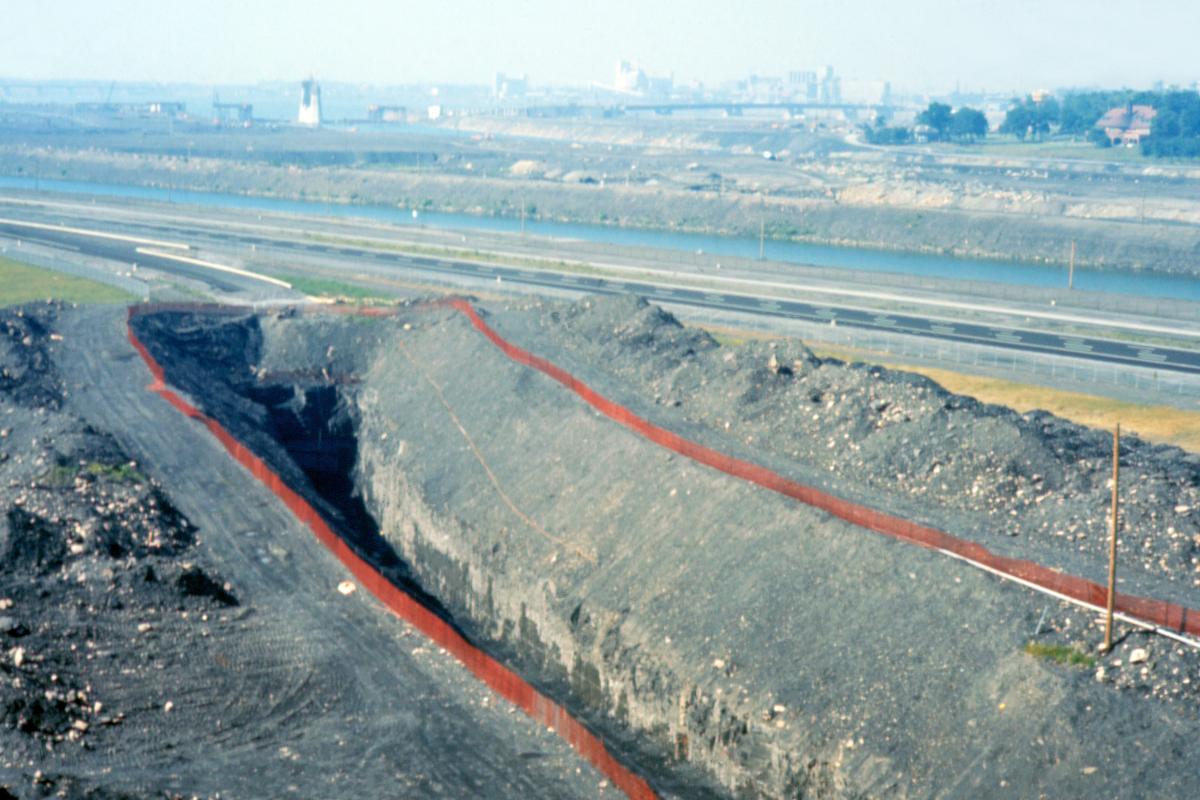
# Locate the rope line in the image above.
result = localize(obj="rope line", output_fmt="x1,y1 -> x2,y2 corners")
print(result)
394,334 -> 598,565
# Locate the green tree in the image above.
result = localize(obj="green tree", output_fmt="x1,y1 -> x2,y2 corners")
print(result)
950,107 -> 988,142
916,102 -> 953,141
1143,90 -> 1200,157
1001,95 -> 1059,141
1060,92 -> 1121,135
862,123 -> 913,145
1000,102 -> 1033,140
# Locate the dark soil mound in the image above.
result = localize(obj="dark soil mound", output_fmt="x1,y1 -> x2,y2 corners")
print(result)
528,295 -> 1200,592
0,305 -> 64,410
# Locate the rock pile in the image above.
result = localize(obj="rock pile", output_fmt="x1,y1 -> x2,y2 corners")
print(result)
530,295 -> 1200,586
0,305 -> 236,770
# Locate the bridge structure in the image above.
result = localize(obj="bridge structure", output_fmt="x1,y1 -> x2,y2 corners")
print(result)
519,100 -> 893,119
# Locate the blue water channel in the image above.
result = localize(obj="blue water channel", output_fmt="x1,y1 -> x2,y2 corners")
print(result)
3,174 -> 1199,301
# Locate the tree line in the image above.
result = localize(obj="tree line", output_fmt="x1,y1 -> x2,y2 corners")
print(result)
863,90 -> 1200,158
1001,89 -> 1200,156
863,102 -> 987,145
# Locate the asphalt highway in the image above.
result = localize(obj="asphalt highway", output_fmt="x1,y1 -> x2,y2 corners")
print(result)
2,213 -> 1199,378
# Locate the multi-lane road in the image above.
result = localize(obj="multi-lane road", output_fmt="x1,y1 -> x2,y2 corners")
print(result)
2,210 -> 1199,378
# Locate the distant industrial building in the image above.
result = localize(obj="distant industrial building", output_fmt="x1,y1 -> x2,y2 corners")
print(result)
818,65 -> 841,104
493,72 -> 528,100
614,60 -> 647,94
72,100 -> 186,118
614,60 -> 671,97
367,104 -> 407,123
298,78 -> 322,126
213,95 -> 253,125
787,70 -> 819,101
783,66 -> 843,103
840,79 -> 891,106
146,101 -> 186,116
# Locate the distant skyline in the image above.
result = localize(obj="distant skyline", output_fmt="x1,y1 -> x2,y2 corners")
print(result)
2,1 -> 1198,95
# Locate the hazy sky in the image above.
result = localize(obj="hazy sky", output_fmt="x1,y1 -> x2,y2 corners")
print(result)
2,0 -> 1197,93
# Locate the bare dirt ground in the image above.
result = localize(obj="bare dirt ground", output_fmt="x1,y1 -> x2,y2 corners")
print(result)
129,296 -> 1200,798
1,302 -> 614,799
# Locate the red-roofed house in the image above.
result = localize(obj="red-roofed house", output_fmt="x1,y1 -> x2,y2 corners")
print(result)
1095,104 -> 1156,146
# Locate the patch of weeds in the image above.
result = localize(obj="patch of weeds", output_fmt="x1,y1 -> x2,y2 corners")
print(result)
85,462 -> 146,483
42,464 -> 79,487
710,333 -> 747,348
268,274 -> 392,303
1024,641 -> 1096,669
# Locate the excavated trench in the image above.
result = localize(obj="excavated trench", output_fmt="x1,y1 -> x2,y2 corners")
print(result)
128,302 -> 1200,800
129,307 -> 701,797
242,380 -> 456,622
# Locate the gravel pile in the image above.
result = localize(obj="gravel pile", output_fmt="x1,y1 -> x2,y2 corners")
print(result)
526,294 -> 1200,588
0,306 -> 238,796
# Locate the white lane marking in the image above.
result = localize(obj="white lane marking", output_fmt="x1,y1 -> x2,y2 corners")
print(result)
134,248 -> 293,289
3,197 -> 1196,341
1137,349 -> 1170,363
0,217 -> 191,251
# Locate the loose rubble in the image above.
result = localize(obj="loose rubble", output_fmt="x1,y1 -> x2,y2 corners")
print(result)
1,304 -> 238,796
529,295 -> 1200,586
127,297 -> 1200,798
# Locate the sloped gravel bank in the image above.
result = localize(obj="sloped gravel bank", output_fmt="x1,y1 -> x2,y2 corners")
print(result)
132,298 -> 1200,798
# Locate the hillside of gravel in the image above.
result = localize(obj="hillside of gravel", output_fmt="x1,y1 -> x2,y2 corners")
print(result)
130,298 -> 1200,799
511,294 -> 1200,602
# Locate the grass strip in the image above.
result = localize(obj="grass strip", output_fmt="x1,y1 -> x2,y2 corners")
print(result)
0,257 -> 135,306
1024,641 -> 1097,669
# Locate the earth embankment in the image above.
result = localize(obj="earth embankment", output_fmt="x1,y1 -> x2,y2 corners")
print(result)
132,296 -> 1200,798
6,144 -> 1200,276
1,301 -> 619,798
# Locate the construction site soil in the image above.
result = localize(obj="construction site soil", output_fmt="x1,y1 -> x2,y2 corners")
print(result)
1,303 -> 616,798
118,295 -> 1200,797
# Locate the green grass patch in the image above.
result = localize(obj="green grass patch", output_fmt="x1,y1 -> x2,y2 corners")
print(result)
85,461 -> 146,483
0,257 -> 135,306
917,136 -> 1159,164
268,274 -> 393,302
43,464 -> 81,487
42,461 -> 146,487
1023,641 -> 1096,669
710,332 -> 748,348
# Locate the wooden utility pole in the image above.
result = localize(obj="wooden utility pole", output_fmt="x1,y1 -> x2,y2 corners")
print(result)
1103,424 -> 1120,652
1067,239 -> 1076,290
